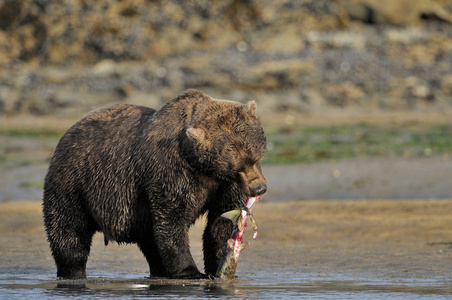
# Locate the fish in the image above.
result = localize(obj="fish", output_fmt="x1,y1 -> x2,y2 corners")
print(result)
216,238 -> 249,279
221,208 -> 258,238
216,196 -> 260,279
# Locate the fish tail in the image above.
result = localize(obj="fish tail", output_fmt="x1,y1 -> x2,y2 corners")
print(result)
221,209 -> 242,224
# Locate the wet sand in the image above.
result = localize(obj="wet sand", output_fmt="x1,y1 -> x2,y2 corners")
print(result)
1,199 -> 451,283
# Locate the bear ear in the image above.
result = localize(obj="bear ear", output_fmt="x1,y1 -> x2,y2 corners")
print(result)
187,127 -> 207,143
246,100 -> 257,116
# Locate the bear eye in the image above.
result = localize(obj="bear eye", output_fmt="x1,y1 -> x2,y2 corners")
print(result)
228,161 -> 243,173
244,156 -> 259,166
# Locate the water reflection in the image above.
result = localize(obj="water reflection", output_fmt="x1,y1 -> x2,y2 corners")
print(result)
46,279 -> 257,299
1,276 -> 452,299
51,280 -> 258,299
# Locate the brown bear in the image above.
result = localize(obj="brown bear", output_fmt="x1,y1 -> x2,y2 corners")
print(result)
42,89 -> 267,279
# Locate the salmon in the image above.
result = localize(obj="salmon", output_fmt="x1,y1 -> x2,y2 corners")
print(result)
216,196 -> 260,279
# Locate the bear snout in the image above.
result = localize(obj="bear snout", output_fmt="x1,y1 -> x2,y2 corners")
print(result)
238,164 -> 267,197
249,182 -> 267,197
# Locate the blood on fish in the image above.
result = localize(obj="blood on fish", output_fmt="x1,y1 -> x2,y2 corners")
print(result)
216,196 -> 261,278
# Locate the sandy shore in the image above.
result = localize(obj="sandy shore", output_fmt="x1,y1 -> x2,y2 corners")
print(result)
1,199 -> 451,282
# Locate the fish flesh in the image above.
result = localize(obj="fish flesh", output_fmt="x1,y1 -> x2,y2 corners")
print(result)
216,196 -> 260,279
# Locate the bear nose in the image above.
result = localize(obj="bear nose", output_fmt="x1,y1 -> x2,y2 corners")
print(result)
250,183 -> 267,197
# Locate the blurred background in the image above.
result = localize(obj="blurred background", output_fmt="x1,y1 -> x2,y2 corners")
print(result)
1,0 -> 452,201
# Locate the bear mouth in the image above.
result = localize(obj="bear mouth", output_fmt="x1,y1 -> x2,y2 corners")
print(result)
245,196 -> 261,210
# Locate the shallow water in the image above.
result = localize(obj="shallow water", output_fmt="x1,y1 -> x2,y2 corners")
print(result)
2,199 -> 452,299
1,271 -> 451,299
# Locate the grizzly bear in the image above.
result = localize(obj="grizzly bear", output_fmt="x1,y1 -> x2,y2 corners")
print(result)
42,89 -> 267,279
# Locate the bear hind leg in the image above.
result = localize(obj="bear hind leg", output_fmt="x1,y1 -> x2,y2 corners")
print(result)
45,212 -> 96,279
50,228 -> 95,279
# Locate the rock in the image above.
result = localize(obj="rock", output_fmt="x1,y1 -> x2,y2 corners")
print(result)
0,87 -> 20,115
441,75 -> 452,96
0,0 -> 451,116
340,0 -> 452,25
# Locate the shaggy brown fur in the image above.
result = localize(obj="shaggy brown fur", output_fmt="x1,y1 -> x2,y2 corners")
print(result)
43,89 -> 267,279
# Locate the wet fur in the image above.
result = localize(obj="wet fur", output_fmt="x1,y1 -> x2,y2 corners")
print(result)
43,89 -> 267,279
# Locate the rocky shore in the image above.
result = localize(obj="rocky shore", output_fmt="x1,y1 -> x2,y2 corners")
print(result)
0,0 -> 451,116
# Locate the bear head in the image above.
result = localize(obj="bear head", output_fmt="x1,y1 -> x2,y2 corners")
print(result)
186,98 -> 267,198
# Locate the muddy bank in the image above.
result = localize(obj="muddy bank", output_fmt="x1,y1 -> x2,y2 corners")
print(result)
2,154 -> 451,202
265,156 -> 452,201
2,112 -> 452,202
1,199 -> 451,282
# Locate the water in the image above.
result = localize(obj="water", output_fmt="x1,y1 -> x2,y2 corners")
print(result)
1,271 -> 451,299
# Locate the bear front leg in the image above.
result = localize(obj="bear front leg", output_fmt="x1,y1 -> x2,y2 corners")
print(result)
203,211 -> 234,277
137,240 -> 167,278
151,215 -> 205,279
203,182 -> 245,277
